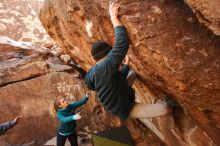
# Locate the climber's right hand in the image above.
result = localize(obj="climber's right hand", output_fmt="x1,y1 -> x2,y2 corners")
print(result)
13,115 -> 22,124
109,2 -> 120,20
85,92 -> 90,97
109,2 -> 122,27
73,112 -> 81,120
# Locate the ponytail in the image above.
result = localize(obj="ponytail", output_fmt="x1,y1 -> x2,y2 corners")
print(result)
54,98 -> 61,112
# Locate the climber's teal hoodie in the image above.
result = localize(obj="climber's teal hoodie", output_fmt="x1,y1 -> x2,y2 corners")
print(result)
57,96 -> 88,136
85,26 -> 135,119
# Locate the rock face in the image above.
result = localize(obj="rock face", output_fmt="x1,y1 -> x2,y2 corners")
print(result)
40,0 -> 220,145
0,0 -> 53,47
184,0 -> 220,36
0,39 -> 77,145
0,40 -> 165,146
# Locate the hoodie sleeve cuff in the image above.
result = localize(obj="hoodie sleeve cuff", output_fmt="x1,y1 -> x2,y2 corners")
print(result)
114,26 -> 126,34
72,115 -> 76,120
10,121 -> 16,126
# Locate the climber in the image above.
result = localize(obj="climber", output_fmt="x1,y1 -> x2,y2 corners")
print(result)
54,92 -> 89,146
0,115 -> 22,134
85,2 -> 169,119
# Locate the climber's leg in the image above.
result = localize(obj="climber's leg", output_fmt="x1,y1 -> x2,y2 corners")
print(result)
57,132 -> 67,146
127,70 -> 137,86
68,131 -> 78,146
129,100 -> 168,119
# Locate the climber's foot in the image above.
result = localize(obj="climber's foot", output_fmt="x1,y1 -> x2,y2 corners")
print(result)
165,97 -> 178,108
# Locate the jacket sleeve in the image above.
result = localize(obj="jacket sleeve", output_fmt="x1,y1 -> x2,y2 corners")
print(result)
85,73 -> 95,91
97,26 -> 129,76
57,113 -> 77,123
68,96 -> 89,109
120,64 -> 130,77
0,121 -> 16,134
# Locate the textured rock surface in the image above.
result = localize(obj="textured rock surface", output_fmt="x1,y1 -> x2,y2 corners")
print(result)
0,40 -> 80,145
0,37 -> 70,87
184,0 -> 220,36
0,41 -> 165,146
40,0 -> 220,145
0,0 -> 53,46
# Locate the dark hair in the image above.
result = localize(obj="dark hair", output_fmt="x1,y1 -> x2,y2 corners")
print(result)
91,41 -> 112,61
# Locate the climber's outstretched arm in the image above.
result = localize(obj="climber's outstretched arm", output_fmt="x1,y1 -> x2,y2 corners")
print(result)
97,2 -> 129,76
0,115 -> 21,134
